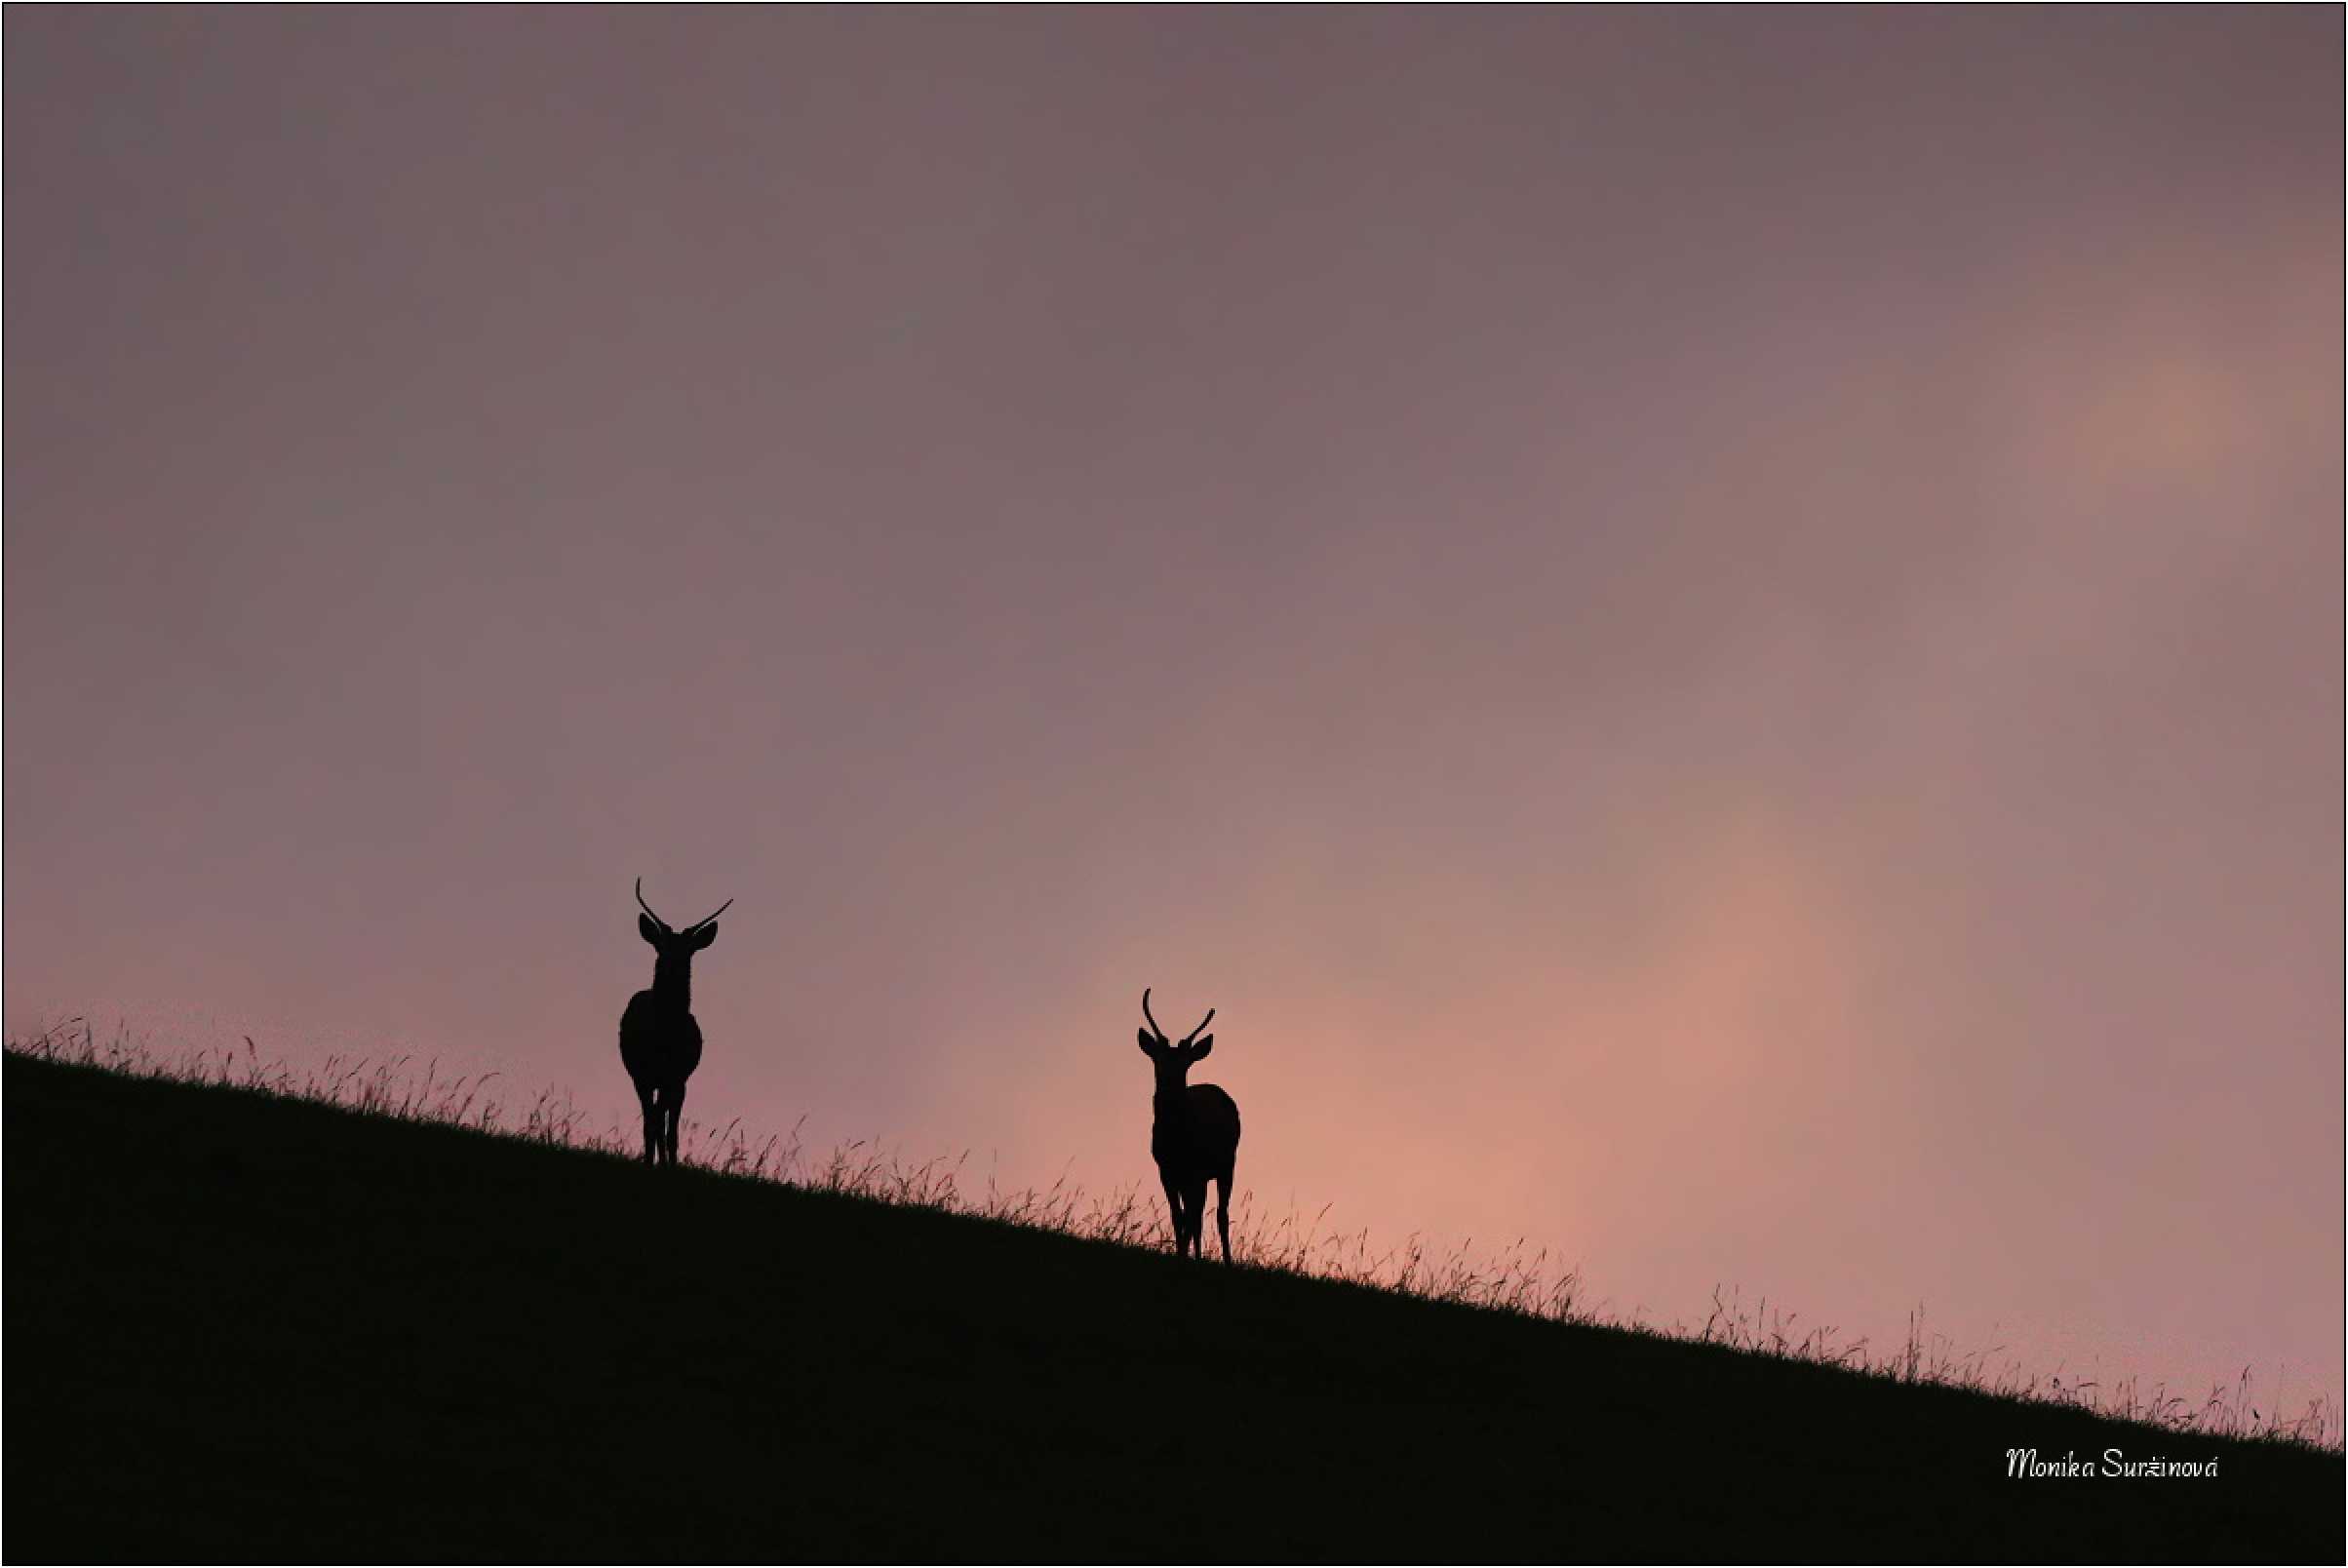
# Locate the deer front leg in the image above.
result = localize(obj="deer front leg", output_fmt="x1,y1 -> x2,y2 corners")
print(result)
661,1079 -> 686,1167
1183,1178 -> 1211,1261
635,1083 -> 660,1166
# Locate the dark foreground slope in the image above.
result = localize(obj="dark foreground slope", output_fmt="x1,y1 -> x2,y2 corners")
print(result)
6,1058 -> 2338,1563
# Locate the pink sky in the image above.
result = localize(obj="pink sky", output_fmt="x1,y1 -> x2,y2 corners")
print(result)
8,11 -> 2340,1414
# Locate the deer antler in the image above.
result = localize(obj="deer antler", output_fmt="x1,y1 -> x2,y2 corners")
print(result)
638,879 -> 731,932
1142,988 -> 1214,1045
684,897 -> 734,930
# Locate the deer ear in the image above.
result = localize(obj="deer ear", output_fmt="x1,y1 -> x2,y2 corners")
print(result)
638,914 -> 663,946
1188,1035 -> 1213,1061
1137,1029 -> 1160,1057
691,921 -> 719,950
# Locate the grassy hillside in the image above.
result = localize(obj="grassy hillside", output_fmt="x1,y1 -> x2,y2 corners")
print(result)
6,1055 -> 2338,1562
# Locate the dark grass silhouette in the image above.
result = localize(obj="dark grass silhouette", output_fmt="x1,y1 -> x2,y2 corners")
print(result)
1138,987 -> 1241,1262
618,878 -> 731,1166
5,1051 -> 2339,1561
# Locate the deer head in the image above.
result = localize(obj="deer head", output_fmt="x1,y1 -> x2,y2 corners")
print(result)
635,877 -> 731,968
1136,987 -> 1215,1094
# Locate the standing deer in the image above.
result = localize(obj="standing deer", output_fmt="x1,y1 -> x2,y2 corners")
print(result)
619,878 -> 732,1167
1136,988 -> 1241,1262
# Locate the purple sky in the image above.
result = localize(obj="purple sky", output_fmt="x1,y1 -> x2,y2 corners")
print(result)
8,11 -> 2341,1412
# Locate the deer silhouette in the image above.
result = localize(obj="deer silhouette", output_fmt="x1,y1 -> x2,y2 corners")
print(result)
1136,988 -> 1241,1262
619,878 -> 732,1167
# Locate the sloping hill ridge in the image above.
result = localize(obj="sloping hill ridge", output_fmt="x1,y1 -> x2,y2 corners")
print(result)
6,1056 -> 2338,1562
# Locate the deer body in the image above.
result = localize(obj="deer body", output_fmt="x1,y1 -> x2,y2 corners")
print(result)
1137,989 -> 1241,1262
618,879 -> 731,1166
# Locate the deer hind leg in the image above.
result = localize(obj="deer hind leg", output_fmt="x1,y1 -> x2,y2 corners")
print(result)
661,1078 -> 686,1167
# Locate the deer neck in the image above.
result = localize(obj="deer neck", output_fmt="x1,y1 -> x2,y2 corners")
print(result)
649,954 -> 694,1013
1152,1076 -> 1190,1121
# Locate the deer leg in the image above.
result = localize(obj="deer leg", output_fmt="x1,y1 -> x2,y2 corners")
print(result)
635,1082 -> 659,1166
1183,1179 -> 1210,1260
1214,1172 -> 1233,1264
1160,1177 -> 1187,1256
662,1079 -> 686,1167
